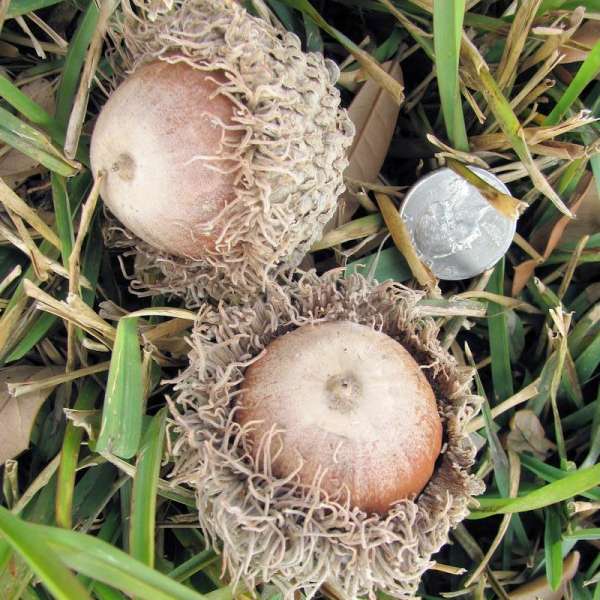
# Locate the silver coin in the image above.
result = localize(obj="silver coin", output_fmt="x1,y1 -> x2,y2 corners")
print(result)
400,167 -> 516,280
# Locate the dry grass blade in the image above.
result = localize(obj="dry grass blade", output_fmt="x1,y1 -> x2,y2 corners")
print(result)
495,0 -> 541,91
22,279 -> 116,345
0,219 -> 87,285
463,451 -> 521,587
521,8 -> 585,73
378,0 -> 434,59
64,0 -> 118,158
311,214 -> 383,251
446,158 -> 526,219
467,379 -> 541,433
0,0 -> 9,32
0,178 -> 61,249
509,51 -> 561,116
7,361 -> 110,398
6,211 -> 50,281
460,34 -> 572,218
0,265 -> 21,296
453,291 -> 541,314
68,172 -> 103,298
426,134 -> 489,167
472,113 -> 598,151
375,192 -> 437,291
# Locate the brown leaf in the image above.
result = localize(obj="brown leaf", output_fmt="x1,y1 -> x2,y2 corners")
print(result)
560,20 -> 600,64
336,60 -> 403,225
509,551 -> 579,600
0,365 -> 62,464
561,177 -> 600,246
0,78 -> 56,178
512,173 -> 590,295
506,409 -> 555,459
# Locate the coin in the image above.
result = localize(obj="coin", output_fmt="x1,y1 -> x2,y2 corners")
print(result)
400,167 -> 516,280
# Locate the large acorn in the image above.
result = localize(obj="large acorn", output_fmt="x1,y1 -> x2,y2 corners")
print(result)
170,271 -> 484,599
92,0 -> 354,304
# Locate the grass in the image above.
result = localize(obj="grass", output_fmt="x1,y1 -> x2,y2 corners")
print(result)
0,0 -> 599,599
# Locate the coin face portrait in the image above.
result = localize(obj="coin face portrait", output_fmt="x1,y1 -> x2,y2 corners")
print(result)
400,167 -> 516,280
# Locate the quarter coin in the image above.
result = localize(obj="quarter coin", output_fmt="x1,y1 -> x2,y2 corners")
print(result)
399,167 -> 516,280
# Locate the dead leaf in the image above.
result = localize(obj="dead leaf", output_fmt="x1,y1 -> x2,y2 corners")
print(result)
512,172 -> 590,295
506,409 -> 555,459
0,41 -> 19,58
0,78 -> 56,178
336,60 -> 403,226
64,408 -> 101,441
509,551 -> 579,600
560,178 -> 600,247
560,20 -> 600,64
0,365 -> 62,464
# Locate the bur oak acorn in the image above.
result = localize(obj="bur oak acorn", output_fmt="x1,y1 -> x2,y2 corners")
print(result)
93,0 -> 354,302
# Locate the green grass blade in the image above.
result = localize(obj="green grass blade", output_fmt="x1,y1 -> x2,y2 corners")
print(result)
93,582 -> 127,600
80,207 -> 103,306
433,0 -> 468,151
486,259 -> 514,404
34,524 -> 209,600
51,174 -> 74,265
55,2 -> 100,131
470,463 -> 600,519
543,40 -> 600,126
303,11 -> 323,53
130,409 -> 167,567
345,247 -> 411,283
96,317 -> 144,459
563,528 -> 600,541
574,330 -> 600,384
56,381 -> 101,528
544,506 -> 563,592
0,107 -> 78,176
6,0 -> 63,18
0,74 -> 61,140
5,312 -> 58,363
0,507 -> 91,600
520,453 -> 600,501
168,550 -> 218,583
582,385 -> 600,468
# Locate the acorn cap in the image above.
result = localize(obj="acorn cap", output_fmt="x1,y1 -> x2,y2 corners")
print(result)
170,271 -> 484,599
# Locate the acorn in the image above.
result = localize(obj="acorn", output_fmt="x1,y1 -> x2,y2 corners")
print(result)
237,320 -> 443,515
94,0 -> 354,304
170,271 -> 484,599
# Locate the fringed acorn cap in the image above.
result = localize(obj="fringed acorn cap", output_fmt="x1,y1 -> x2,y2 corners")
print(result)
169,271 -> 484,599
100,0 -> 354,305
